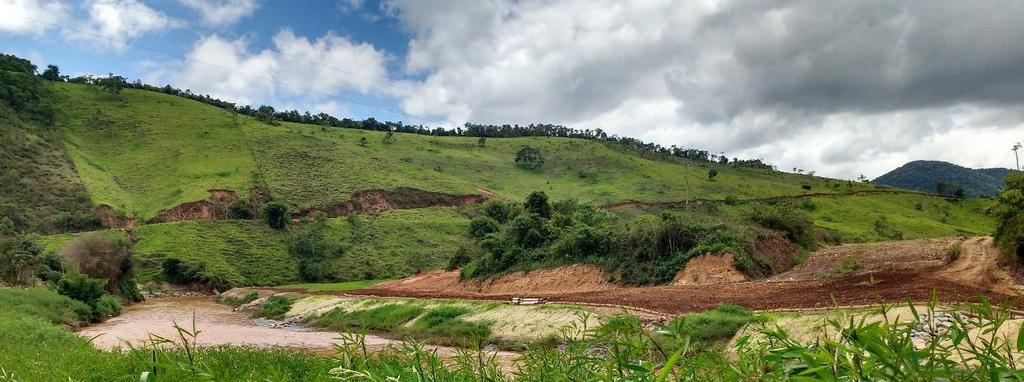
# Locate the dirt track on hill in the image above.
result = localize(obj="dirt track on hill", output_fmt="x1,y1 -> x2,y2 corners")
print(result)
354,238 -> 1022,315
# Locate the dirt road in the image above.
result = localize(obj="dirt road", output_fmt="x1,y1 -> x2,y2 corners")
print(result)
354,237 -> 1022,315
932,237 -> 1017,295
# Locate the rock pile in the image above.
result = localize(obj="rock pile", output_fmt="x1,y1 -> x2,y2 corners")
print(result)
910,311 -> 957,348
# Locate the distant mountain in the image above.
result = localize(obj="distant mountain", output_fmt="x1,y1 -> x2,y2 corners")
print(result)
873,160 -> 1015,197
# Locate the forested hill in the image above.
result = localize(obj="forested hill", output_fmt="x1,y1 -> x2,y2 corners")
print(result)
873,160 -> 1014,197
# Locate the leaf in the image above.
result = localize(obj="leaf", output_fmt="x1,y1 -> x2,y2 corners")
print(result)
1016,322 -> 1024,352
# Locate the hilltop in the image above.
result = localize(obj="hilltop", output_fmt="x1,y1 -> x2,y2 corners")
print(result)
873,160 -> 1014,197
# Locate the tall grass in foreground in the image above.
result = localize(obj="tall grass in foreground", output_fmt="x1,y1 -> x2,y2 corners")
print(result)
3,287 -> 1024,381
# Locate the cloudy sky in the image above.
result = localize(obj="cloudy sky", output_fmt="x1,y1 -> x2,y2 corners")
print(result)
2,0 -> 1024,179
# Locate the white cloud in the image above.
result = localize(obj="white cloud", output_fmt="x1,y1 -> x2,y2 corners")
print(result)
68,0 -> 182,50
383,0 -> 1024,179
0,0 -> 68,35
173,35 -> 277,105
178,0 -> 259,26
169,30 -> 389,107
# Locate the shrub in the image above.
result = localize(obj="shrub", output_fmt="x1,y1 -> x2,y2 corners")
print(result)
524,191 -> 551,218
221,291 -> 259,307
0,234 -> 44,286
483,200 -> 511,223
708,169 -> 719,180
162,258 -> 207,284
256,295 -> 293,318
262,202 -> 289,229
227,199 -> 253,219
749,203 -> 816,248
468,216 -> 499,239
873,216 -> 904,240
92,294 -> 122,318
994,173 -> 1024,262
56,273 -> 106,304
515,146 -> 545,169
286,218 -> 343,282
446,246 -> 475,271
661,304 -> 756,343
58,233 -> 136,296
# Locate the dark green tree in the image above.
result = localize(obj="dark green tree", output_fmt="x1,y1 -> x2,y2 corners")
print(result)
994,172 -> 1024,260
708,169 -> 719,180
40,64 -> 62,81
515,146 -> 545,169
286,217 -> 342,281
468,216 -> 499,239
525,191 -> 551,218
0,234 -> 44,285
262,201 -> 289,229
99,73 -> 125,97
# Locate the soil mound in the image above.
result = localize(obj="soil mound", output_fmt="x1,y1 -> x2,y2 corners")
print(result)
673,253 -> 748,285
773,237 -> 961,281
151,189 -> 238,223
367,264 -> 612,296
296,187 -> 491,218
932,237 -> 1017,295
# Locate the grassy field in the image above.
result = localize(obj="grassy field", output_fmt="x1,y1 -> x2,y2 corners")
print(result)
45,81 -> 877,216
321,207 -> 471,280
52,83 -> 257,219
807,193 -> 995,242
245,120 -> 876,210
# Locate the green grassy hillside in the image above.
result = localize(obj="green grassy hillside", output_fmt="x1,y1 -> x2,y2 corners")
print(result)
246,120 -> 872,210
44,81 -> 875,216
0,58 -> 98,233
52,82 -> 257,219
39,207 -> 472,286
807,194 -> 994,242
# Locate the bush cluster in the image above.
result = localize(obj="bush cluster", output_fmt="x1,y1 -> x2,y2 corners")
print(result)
994,172 -> 1024,262
458,192 -> 755,285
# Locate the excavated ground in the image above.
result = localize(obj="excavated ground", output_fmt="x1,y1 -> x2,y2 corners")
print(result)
354,237 -> 1022,315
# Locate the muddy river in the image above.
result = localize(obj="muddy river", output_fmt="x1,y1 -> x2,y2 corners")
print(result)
78,296 -> 395,350
78,296 -> 518,366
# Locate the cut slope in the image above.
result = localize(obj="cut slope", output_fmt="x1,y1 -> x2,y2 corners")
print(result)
773,237 -> 961,281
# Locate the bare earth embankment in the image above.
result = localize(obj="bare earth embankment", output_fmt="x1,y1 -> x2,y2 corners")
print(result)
353,237 -> 1022,315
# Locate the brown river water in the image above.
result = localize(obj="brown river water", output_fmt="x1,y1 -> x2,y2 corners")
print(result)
77,296 -> 518,365
78,296 -> 393,350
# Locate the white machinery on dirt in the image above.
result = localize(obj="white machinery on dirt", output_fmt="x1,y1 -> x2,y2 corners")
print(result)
511,297 -> 546,305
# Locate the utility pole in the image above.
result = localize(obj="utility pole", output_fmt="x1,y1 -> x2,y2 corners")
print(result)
684,161 -> 690,210
1014,142 -> 1022,171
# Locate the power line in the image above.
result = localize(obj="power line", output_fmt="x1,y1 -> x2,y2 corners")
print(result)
22,15 -> 444,124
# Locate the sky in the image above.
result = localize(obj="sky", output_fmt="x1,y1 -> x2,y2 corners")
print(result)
2,0 -> 1024,180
